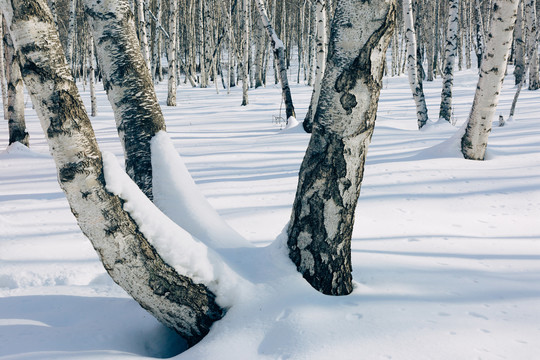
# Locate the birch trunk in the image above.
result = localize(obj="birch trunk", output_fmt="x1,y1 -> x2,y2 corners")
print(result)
0,0 -> 223,345
167,0 -> 178,106
403,0 -> 429,129
514,1 -> 525,85
303,0 -> 327,133
136,0 -> 151,69
474,0 -> 486,70
287,0 -> 396,295
0,16 -> 8,121
255,0 -> 296,121
461,0 -> 519,160
84,0 -> 167,199
88,32 -> 97,117
525,0 -> 540,90
65,0 -> 77,71
241,0 -> 249,105
3,18 -> 28,146
438,0 -> 459,123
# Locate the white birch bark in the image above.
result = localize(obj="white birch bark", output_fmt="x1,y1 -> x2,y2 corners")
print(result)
303,0 -> 327,133
167,0 -> 178,106
136,0 -> 151,69
461,0 -> 519,160
84,0 -> 167,199
438,0 -> 459,123
0,16 -> 8,121
65,0 -> 77,71
0,0 -> 223,345
288,0 -> 396,295
474,0 -> 486,70
254,0 -> 296,121
514,0 -> 525,85
88,32 -> 97,117
241,0 -> 249,105
2,17 -> 28,146
403,0 -> 429,129
525,0 -> 540,89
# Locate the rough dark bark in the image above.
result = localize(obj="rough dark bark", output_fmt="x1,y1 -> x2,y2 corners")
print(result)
287,0 -> 396,296
0,0 -> 223,346
84,0 -> 166,200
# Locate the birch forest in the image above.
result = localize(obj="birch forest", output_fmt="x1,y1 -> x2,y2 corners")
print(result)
2,0 -> 537,130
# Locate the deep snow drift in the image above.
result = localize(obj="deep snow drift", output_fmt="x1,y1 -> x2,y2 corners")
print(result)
1,68 -> 539,360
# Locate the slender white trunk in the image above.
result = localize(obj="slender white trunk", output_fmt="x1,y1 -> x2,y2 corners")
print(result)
66,0 -> 77,71
0,17 -> 8,121
403,0 -> 429,129
136,0 -> 151,69
167,0 -> 178,106
88,32 -> 97,117
461,0 -> 519,160
241,0 -> 249,105
303,0 -> 327,132
514,1 -> 525,85
525,0 -> 540,89
438,0 -> 459,123
254,0 -> 296,121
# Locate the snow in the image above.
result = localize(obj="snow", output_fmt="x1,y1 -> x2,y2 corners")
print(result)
1,67 -> 540,359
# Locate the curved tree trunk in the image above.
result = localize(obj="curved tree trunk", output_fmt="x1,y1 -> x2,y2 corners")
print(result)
461,0 -> 519,160
255,0 -> 296,121
287,0 -> 396,296
0,0 -> 223,346
84,0 -> 167,200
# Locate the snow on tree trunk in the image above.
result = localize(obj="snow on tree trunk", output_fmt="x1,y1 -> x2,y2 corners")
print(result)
525,0 -> 540,90
513,1 -> 525,85
167,0 -> 178,105
287,0 -> 396,296
439,0 -> 459,123
84,0 -> 166,199
461,0 -> 519,161
403,0 -> 429,129
0,0 -> 223,345
303,0 -> 327,133
3,19 -> 28,146
254,0 -> 296,121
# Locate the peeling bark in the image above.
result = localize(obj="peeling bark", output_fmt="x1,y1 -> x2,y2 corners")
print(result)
0,0 -> 223,346
288,0 -> 395,296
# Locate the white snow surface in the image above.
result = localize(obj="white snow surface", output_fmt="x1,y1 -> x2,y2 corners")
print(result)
1,68 -> 540,359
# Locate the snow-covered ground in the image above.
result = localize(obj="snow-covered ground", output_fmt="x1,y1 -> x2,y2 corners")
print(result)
1,68 -> 539,360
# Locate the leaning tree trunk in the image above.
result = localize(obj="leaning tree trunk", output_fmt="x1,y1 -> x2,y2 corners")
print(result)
254,0 -> 296,121
287,0 -> 396,296
84,0 -> 167,200
0,0 -> 223,346
525,0 -> 540,90
439,0 -> 459,123
2,17 -> 28,146
303,0 -> 327,133
461,0 -> 519,160
403,0 -> 429,129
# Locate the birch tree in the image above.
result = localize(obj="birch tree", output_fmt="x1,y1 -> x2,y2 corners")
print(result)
0,0 -> 223,345
287,0 -> 396,295
2,16 -> 28,146
403,0 -> 429,129
525,0 -> 540,90
513,0 -> 525,85
84,0 -> 167,199
461,0 -> 519,160
303,0 -> 327,133
167,0 -> 178,106
439,0 -> 459,123
255,0 -> 296,122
